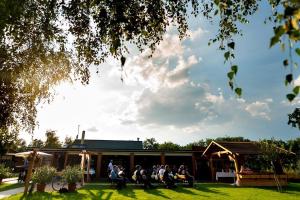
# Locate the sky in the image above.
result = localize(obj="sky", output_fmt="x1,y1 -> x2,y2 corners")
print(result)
21,2 -> 300,145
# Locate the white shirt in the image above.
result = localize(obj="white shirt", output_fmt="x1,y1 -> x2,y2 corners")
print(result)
108,162 -> 113,171
159,168 -> 165,177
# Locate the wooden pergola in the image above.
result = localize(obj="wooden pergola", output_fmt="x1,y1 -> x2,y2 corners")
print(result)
14,150 -> 53,195
202,141 -> 294,187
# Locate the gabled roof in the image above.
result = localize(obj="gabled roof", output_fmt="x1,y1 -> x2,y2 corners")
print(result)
70,139 -> 143,150
202,141 -> 295,156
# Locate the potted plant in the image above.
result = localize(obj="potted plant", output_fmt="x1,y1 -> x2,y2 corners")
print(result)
62,165 -> 82,192
0,164 -> 11,184
31,165 -> 56,192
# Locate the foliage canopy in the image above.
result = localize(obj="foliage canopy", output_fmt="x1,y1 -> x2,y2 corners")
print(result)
1,0 -> 300,136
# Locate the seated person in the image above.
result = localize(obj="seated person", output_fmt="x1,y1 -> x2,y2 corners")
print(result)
177,165 -> 194,187
110,165 -> 126,189
158,165 -> 165,181
132,165 -> 153,189
151,165 -> 159,181
140,168 -> 154,189
132,165 -> 142,183
163,165 -> 175,189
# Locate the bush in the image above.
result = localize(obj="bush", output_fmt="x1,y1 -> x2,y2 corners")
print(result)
0,164 -> 11,180
32,165 -> 56,184
62,165 -> 82,184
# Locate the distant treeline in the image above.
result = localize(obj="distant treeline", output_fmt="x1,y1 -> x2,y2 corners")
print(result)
143,136 -> 300,156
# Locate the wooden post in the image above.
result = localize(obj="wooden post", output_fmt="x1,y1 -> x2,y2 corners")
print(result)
192,153 -> 196,177
51,153 -> 56,168
209,155 -> 214,182
96,153 -> 102,179
81,151 -> 86,185
160,152 -> 165,165
130,153 -> 135,173
23,150 -> 37,195
232,154 -> 240,181
64,152 -> 69,168
87,153 -> 91,182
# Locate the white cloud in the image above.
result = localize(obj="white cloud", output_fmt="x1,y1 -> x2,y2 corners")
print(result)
186,27 -> 207,41
245,101 -> 271,120
87,126 -> 99,132
294,75 -> 300,86
120,31 -> 201,92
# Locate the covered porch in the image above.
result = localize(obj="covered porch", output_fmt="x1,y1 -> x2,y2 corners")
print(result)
202,141 -> 293,187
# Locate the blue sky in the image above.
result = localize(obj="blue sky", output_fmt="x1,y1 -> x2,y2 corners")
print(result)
22,2 -> 300,145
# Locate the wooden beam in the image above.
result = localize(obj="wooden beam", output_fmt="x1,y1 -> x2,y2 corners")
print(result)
96,153 -> 102,179
211,150 -> 229,156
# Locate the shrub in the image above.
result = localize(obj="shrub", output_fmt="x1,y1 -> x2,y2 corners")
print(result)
62,165 -> 82,184
32,165 -> 56,184
0,164 -> 11,180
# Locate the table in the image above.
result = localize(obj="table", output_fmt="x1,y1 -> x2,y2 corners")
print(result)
216,171 -> 236,181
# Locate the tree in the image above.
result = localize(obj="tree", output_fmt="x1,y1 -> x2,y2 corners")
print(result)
44,130 -> 61,148
143,138 -> 159,150
288,108 -> 300,129
11,138 -> 27,152
1,0 -> 300,136
158,142 -> 181,151
184,139 -> 207,150
64,136 -> 74,147
29,139 -> 44,148
0,127 -> 17,156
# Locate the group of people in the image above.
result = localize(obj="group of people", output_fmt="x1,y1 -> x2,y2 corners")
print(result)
108,160 -> 127,189
150,164 -> 194,188
108,160 -> 194,189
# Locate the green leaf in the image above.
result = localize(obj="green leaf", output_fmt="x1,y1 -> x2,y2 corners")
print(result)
293,86 -> 300,95
228,81 -> 234,90
228,42 -> 235,49
227,71 -> 234,80
283,59 -> 289,66
214,9 -> 219,16
287,93 -> 296,102
286,74 -> 293,84
296,48 -> 300,56
270,36 -> 279,47
274,26 -> 285,37
235,88 -> 242,97
231,65 -> 238,74
121,56 -> 126,66
224,51 -> 230,61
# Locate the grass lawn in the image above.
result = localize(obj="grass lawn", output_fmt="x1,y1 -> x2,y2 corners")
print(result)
3,183 -> 300,200
0,183 -> 23,192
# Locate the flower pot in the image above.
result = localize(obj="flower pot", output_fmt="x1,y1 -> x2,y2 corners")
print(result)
68,183 -> 76,192
36,183 -> 46,192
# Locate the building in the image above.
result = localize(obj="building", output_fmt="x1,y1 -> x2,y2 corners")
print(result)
39,132 -> 208,181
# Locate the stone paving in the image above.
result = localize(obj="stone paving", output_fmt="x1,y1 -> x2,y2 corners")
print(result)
0,178 -> 23,199
0,178 -> 82,199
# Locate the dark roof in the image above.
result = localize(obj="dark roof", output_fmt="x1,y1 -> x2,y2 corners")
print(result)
191,146 -> 206,152
70,139 -> 143,150
202,141 -> 294,156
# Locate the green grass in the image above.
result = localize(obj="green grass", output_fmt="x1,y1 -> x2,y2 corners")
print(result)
0,183 -> 23,192
3,183 -> 300,200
